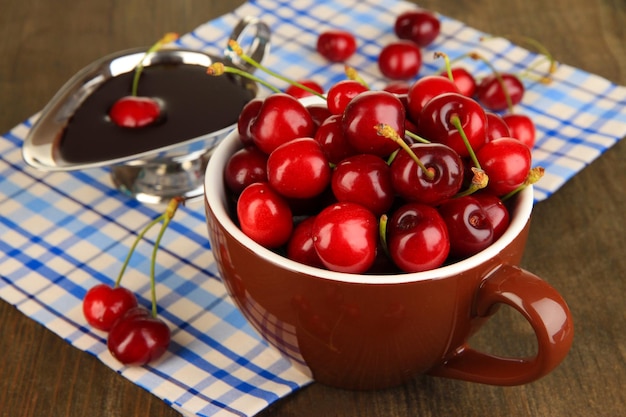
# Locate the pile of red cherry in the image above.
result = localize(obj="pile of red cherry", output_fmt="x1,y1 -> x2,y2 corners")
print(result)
224,8 -> 540,275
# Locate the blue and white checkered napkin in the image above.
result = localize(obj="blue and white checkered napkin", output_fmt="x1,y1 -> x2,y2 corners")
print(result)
1,0 -> 625,416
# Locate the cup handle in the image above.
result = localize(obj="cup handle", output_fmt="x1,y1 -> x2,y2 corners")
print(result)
225,16 -> 271,73
428,264 -> 574,385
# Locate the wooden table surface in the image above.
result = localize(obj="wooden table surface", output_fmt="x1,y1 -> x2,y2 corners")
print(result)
1,0 -> 624,416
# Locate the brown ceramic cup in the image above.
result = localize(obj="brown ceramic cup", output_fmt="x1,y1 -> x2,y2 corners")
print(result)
204,129 -> 574,390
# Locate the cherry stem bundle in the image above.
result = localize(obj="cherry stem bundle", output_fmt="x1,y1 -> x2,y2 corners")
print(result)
113,197 -> 183,318
131,33 -> 179,97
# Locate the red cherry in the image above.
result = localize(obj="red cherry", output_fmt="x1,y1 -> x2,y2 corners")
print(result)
316,30 -> 357,62
249,93 -> 316,154
473,192 -> 510,241
237,182 -> 293,248
342,90 -> 405,157
406,75 -> 460,122
438,196 -> 494,259
485,111 -> 511,143
441,68 -> 477,97
108,96 -> 161,128
83,284 -> 138,331
326,80 -> 369,115
306,103 -> 332,129
285,79 -> 325,98
286,216 -> 324,268
107,307 -> 170,366
378,41 -> 422,80
267,138 -> 331,199
331,153 -> 394,216
503,113 -> 536,149
224,146 -> 268,194
394,9 -> 440,47
417,92 -> 488,158
475,73 -> 525,112
314,114 -> 358,164
476,137 -> 532,196
382,81 -> 411,95
312,202 -> 378,274
389,142 -> 464,205
386,203 -> 450,272
237,98 -> 264,147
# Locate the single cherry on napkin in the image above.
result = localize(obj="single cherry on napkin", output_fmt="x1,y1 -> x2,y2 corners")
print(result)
108,32 -> 178,128
107,306 -> 170,366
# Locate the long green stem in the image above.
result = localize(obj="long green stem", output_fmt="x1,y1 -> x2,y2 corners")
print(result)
148,198 -> 182,317
207,63 -> 281,93
375,124 -> 435,179
228,40 -> 326,99
131,32 -> 179,96
115,215 -> 165,287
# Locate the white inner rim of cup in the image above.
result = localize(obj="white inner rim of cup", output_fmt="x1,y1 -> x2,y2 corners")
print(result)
205,118 -> 534,285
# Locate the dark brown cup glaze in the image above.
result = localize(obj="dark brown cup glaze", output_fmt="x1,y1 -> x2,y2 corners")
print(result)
204,129 -> 574,390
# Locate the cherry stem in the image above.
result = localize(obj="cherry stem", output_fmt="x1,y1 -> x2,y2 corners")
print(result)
449,114 -> 489,195
379,214 -> 390,258
207,62 -> 281,93
148,198 -> 182,317
131,32 -> 179,97
227,40 -> 326,99
405,129 -> 431,144
449,114 -> 482,170
345,66 -> 370,89
501,166 -> 544,201
375,124 -> 435,179
434,51 -> 455,82
115,215 -> 165,288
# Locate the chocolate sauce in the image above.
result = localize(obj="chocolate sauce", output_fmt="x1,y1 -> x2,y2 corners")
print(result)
58,62 -> 256,163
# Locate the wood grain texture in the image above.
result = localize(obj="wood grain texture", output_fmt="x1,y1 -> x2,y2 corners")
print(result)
1,0 -> 624,416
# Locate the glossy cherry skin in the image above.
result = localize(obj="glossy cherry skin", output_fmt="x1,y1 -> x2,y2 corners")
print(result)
475,73 -> 525,112
267,138 -> 331,199
417,92 -> 488,158
312,202 -> 378,274
108,96 -> 161,128
237,98 -> 264,147
476,137 -> 532,196
406,75 -> 460,122
316,30 -> 357,62
386,203 -> 450,273
473,192 -> 510,241
107,307 -> 170,366
286,216 -> 324,268
442,68 -> 476,97
224,146 -> 268,194
389,142 -> 464,205
237,182 -> 293,248
394,9 -> 440,47
503,113 -> 536,149
306,103 -> 332,129
249,93 -> 316,154
331,154 -> 394,216
378,41 -> 422,80
485,111 -> 511,143
314,114 -> 358,164
326,80 -> 369,115
83,284 -> 138,331
438,196 -> 494,259
285,79 -> 325,99
342,90 -> 405,157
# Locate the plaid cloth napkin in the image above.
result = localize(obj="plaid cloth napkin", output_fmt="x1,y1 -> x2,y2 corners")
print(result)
1,0 -> 625,416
